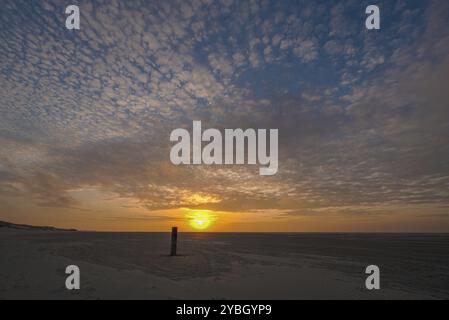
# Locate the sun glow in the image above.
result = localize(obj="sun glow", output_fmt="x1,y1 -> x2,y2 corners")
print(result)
189,211 -> 213,230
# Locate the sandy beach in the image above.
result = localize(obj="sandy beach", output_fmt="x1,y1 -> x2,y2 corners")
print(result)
1,228 -> 448,300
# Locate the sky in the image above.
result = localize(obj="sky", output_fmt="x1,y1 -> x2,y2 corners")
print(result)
0,0 -> 449,232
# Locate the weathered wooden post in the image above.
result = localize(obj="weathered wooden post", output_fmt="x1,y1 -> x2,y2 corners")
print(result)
170,227 -> 178,256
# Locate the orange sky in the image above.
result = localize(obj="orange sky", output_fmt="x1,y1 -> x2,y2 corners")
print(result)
2,189 -> 449,232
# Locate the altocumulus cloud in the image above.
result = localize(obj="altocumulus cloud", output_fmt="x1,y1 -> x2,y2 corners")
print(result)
0,0 -> 448,224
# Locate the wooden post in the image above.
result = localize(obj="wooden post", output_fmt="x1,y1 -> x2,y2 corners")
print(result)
170,227 -> 178,256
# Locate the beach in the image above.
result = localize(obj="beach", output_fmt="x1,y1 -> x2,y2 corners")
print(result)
0,228 -> 448,300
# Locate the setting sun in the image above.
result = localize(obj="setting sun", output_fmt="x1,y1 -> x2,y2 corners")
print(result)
189,212 -> 213,230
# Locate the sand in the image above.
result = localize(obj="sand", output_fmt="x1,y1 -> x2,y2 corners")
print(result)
1,228 -> 448,299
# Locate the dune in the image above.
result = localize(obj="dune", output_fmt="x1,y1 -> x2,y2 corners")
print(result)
0,220 -> 77,232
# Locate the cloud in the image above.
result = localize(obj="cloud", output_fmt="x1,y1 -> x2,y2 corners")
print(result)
0,0 -> 448,227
